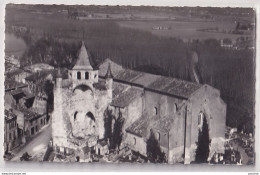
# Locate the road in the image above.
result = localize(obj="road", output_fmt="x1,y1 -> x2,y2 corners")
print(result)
11,124 -> 52,161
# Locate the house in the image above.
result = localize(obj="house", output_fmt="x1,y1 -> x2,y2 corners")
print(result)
23,63 -> 54,73
13,106 -> 48,142
4,79 -> 35,109
4,109 -> 19,153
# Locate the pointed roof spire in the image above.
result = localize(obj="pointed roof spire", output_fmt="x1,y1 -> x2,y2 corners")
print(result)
105,63 -> 113,79
72,41 -> 93,70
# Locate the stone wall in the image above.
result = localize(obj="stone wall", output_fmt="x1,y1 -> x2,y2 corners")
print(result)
188,84 -> 226,162
125,133 -> 147,156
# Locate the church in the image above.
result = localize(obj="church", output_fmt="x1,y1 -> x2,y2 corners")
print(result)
51,41 -> 226,164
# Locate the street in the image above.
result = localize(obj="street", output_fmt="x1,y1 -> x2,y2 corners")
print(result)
11,124 -> 52,161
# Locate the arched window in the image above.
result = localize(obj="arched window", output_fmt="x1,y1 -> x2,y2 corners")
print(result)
198,112 -> 204,126
74,111 -> 78,121
86,112 -> 95,122
77,72 -> 81,80
154,107 -> 158,115
174,103 -> 177,113
133,137 -> 136,145
85,72 -> 89,80
156,132 -> 160,141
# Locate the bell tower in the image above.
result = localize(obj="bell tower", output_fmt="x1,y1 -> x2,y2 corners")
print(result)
69,41 -> 98,89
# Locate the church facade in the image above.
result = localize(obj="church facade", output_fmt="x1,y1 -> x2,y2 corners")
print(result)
51,42 -> 226,163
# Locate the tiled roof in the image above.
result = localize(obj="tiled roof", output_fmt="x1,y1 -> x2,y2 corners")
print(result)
147,76 -> 202,99
5,68 -> 24,78
146,76 -> 174,91
23,63 -> 54,72
114,69 -> 143,82
98,58 -> 123,77
72,41 -> 93,70
132,73 -> 160,87
98,59 -> 203,99
160,78 -> 202,99
9,89 -> 24,96
112,82 -> 129,98
152,115 -> 175,132
111,87 -> 142,108
125,114 -> 149,138
5,79 -> 27,91
16,106 -> 41,121
5,109 -> 17,121
25,70 -> 53,82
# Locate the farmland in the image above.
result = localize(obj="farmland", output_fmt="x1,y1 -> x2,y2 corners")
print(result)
5,5 -> 255,42
117,20 -> 248,41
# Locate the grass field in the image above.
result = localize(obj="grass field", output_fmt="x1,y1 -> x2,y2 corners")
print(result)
117,20 -> 250,41
5,6 -> 254,42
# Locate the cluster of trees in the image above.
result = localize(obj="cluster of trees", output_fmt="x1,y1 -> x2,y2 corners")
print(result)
195,116 -> 211,163
43,80 -> 54,121
20,37 -> 79,68
146,130 -> 166,163
103,108 -> 125,150
19,20 -> 255,134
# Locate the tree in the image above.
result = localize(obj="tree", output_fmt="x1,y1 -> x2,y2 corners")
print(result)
111,111 -> 125,150
195,116 -> 211,163
43,80 -> 54,121
103,108 -> 114,145
146,130 -> 166,163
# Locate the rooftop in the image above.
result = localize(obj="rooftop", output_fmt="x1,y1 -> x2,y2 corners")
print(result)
25,70 -> 53,83
5,68 -> 24,78
160,78 -> 202,99
125,114 -> 149,138
5,109 -> 17,121
112,82 -> 129,98
5,79 -> 27,91
15,106 -> 41,121
147,76 -> 202,99
114,69 -> 143,82
111,87 -> 142,108
152,115 -> 175,132
24,63 -> 54,72
132,73 -> 160,87
98,59 -> 202,99
72,41 -> 93,70
98,58 -> 123,77
9,89 -> 24,96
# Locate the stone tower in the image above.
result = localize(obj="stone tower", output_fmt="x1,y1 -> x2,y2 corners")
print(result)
105,63 -> 113,103
68,41 -> 98,89
52,68 -> 68,148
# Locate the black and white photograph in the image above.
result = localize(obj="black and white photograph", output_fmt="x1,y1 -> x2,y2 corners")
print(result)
2,2 -> 257,167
